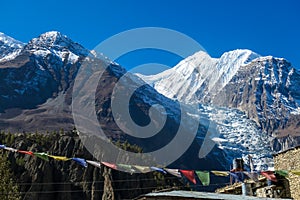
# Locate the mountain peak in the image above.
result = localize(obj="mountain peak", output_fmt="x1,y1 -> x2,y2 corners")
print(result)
41,30 -> 62,37
29,31 -> 71,47
219,49 -> 261,66
39,31 -> 63,42
188,50 -> 211,59
26,31 -> 89,57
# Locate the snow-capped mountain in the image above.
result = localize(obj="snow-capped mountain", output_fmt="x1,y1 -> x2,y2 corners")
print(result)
138,50 -> 300,153
0,32 -> 24,62
137,50 -> 260,103
25,31 -> 89,61
1,31 -> 296,171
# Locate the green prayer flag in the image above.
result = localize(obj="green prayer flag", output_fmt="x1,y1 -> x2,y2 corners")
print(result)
133,165 -> 152,173
275,170 -> 289,177
34,152 -> 49,161
196,171 -> 210,186
117,164 -> 135,173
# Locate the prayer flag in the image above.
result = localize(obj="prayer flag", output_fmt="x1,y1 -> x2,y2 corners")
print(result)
211,171 -> 229,176
196,171 -> 210,186
275,170 -> 289,177
261,171 -> 277,182
72,158 -> 87,168
133,165 -> 152,173
117,164 -> 135,173
18,150 -> 34,156
86,160 -> 101,168
101,162 -> 117,170
229,172 -> 244,182
180,170 -> 197,184
150,167 -> 166,174
33,152 -> 49,161
165,168 -> 182,178
48,155 -> 71,161
291,170 -> 300,176
4,147 -> 18,152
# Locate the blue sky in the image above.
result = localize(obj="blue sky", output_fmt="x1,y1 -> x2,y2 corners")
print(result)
1,0 -> 299,72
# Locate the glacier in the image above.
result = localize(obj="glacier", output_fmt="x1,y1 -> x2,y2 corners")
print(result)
197,104 -> 273,170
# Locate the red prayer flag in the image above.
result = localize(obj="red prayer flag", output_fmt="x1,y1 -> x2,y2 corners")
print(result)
180,170 -> 197,184
18,150 -> 34,156
101,161 -> 117,170
261,171 -> 277,182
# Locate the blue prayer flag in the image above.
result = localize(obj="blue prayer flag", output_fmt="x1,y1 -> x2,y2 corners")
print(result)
72,157 -> 87,168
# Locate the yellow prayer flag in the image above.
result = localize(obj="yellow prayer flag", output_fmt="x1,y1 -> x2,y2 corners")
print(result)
211,170 -> 229,176
48,155 -> 71,161
291,170 -> 300,176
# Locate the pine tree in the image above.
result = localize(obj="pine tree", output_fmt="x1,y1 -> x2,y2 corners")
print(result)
0,154 -> 21,200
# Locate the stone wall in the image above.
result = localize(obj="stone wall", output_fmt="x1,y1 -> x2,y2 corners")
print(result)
273,146 -> 300,200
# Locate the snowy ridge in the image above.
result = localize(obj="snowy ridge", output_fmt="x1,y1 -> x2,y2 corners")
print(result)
137,49 -> 260,103
0,32 -> 24,62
